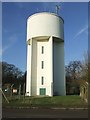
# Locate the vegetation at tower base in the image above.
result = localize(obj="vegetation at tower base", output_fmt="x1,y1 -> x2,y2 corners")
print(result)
79,52 -> 89,103
65,52 -> 89,103
65,61 -> 83,95
1,61 -> 26,96
2,95 -> 88,108
1,52 -> 89,105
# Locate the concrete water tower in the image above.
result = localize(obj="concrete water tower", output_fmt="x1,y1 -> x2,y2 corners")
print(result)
26,12 -> 66,96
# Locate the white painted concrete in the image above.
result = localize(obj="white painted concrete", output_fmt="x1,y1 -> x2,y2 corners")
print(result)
26,43 -> 32,96
36,36 -> 53,96
26,12 -> 66,96
53,38 -> 66,95
27,12 -> 64,40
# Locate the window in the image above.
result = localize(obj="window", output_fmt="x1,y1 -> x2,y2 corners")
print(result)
84,87 -> 85,94
41,61 -> 44,69
41,77 -> 44,85
42,46 -> 44,54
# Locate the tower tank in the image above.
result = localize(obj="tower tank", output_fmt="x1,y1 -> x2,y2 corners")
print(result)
27,12 -> 64,41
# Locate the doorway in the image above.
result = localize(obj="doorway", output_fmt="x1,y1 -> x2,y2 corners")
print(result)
40,88 -> 46,95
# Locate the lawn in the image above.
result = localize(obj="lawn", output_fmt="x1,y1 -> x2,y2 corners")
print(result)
2,95 -> 88,108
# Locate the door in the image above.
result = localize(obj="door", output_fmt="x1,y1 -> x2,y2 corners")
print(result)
40,88 -> 46,95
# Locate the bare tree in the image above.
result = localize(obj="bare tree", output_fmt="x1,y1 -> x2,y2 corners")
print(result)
81,52 -> 89,82
65,61 -> 82,95
2,61 -> 24,86
66,61 -> 82,80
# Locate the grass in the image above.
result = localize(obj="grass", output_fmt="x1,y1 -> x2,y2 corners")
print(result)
2,95 -> 88,108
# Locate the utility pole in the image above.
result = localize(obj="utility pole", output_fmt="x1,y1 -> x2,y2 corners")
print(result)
10,84 -> 14,97
23,83 -> 25,98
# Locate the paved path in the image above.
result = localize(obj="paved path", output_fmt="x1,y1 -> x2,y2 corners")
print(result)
2,108 -> 88,119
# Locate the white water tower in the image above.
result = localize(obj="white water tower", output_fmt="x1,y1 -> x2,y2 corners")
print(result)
26,12 -> 66,96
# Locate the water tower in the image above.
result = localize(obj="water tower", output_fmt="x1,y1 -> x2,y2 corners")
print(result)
26,12 -> 66,96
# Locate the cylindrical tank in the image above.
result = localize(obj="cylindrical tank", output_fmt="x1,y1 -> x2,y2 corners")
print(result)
27,12 -> 64,41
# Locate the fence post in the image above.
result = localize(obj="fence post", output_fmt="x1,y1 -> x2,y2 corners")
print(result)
19,84 -> 21,99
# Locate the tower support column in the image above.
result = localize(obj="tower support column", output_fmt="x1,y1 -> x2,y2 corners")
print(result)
26,39 -> 32,96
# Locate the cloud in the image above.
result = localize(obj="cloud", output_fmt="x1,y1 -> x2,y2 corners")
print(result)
0,46 -> 9,56
0,48 -> 2,56
0,34 -> 17,57
0,43 -> 13,60
73,25 -> 88,40
0,30 -> 18,59
8,34 -> 17,44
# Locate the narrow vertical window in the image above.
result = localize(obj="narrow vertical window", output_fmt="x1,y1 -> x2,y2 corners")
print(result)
41,77 -> 44,85
42,46 -> 44,54
41,61 -> 44,69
